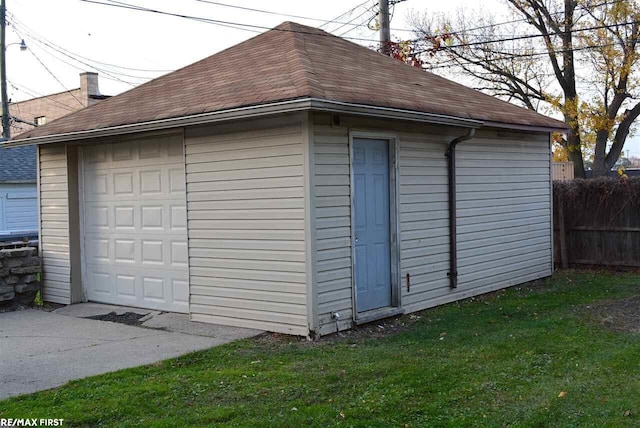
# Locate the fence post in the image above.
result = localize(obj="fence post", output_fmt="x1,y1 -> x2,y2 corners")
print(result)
558,202 -> 569,268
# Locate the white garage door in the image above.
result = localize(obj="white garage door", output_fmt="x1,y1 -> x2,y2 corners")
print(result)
82,134 -> 189,313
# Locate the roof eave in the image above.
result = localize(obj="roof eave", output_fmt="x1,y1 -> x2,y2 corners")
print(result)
2,99 -> 316,147
0,179 -> 37,184
3,98 -> 565,147
482,119 -> 568,133
308,98 -> 483,128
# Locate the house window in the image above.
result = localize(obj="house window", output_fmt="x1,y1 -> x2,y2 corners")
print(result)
35,116 -> 47,126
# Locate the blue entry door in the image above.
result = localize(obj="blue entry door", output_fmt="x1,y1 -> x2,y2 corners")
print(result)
352,138 -> 392,313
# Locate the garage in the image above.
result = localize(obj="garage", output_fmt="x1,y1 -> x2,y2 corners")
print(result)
10,22 -> 564,336
81,134 -> 189,313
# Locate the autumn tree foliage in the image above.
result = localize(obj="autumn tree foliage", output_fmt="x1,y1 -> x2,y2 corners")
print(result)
400,0 -> 640,178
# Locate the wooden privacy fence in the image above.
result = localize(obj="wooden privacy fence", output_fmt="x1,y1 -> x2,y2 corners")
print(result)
552,161 -> 574,181
554,178 -> 640,268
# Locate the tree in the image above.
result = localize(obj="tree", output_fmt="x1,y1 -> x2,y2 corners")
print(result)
406,0 -> 640,178
552,133 -> 570,161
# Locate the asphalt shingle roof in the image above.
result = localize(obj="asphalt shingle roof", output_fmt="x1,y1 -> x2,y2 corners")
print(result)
13,22 -> 566,142
0,145 -> 36,182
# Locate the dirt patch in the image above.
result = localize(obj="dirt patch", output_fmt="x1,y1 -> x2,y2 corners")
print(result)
255,280 -> 547,346
325,313 -> 422,341
254,313 -> 424,347
0,301 -> 64,313
583,295 -> 640,334
0,303 -> 28,313
85,311 -> 147,326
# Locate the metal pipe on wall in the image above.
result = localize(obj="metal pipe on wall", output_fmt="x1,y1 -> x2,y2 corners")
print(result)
446,129 -> 476,288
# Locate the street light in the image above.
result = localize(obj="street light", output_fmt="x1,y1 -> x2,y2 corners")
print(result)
6,39 -> 27,51
1,37 -> 27,140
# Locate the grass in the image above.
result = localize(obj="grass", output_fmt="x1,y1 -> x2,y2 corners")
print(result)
2,270 -> 640,427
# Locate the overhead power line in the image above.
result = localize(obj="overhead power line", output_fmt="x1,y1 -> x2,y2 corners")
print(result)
7,80 -> 78,111
425,39 -> 637,71
80,0 -> 380,42
25,46 -> 85,107
408,0 -> 630,40
193,0 -> 330,22
413,19 -> 639,54
321,0 -> 378,29
333,4 -> 377,35
7,12 -> 169,77
8,17 -> 143,86
193,0 -> 381,30
84,0 -> 635,50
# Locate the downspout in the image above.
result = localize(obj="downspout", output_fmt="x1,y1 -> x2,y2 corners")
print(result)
445,129 -> 476,288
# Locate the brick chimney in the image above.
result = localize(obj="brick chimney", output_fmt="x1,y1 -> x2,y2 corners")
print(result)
80,72 -> 100,106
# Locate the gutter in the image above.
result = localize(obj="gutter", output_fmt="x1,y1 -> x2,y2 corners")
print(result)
482,120 -> 568,133
445,128 -> 476,289
2,98 -> 483,147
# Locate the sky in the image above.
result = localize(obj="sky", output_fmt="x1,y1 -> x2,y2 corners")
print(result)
5,0 -> 640,156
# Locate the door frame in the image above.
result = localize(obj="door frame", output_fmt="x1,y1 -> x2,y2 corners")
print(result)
77,145 -> 89,302
348,130 -> 401,322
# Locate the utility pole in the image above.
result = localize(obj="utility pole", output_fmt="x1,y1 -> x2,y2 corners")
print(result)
378,0 -> 390,56
0,0 -> 9,140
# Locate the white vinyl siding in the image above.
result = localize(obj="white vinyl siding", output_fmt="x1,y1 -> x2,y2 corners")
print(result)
185,115 -> 309,336
311,114 -> 552,334
313,124 -> 353,335
454,133 -> 552,290
0,183 -> 37,235
38,144 -> 71,304
399,130 -> 552,313
398,132 -> 452,309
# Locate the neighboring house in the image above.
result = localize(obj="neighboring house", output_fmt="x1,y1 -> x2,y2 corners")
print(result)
5,72 -> 108,136
0,72 -> 108,240
584,168 -> 640,178
0,145 -> 37,240
6,22 -> 566,337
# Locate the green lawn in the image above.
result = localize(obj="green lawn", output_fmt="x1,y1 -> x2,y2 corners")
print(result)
2,270 -> 640,427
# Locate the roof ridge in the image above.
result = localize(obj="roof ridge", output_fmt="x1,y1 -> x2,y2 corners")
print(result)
11,21 -> 567,142
281,23 -> 326,99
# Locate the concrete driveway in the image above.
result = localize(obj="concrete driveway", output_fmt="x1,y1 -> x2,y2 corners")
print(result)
0,306 -> 261,399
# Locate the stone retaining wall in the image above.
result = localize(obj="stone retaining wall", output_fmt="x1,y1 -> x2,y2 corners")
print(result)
0,246 -> 41,306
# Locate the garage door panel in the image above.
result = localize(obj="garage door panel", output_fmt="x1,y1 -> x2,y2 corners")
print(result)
114,238 -> 135,264
170,205 -> 187,230
86,205 -> 109,231
171,241 -> 189,266
169,168 -> 186,193
89,270 -> 112,297
86,237 -> 110,263
84,202 -> 187,234
86,264 -> 189,311
83,135 -> 189,313
87,236 -> 187,269
114,171 -> 135,196
85,167 -> 186,203
114,206 -> 135,229
84,136 -> 183,170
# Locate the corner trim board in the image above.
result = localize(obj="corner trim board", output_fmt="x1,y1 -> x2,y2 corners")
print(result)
548,132 -> 555,274
302,112 -> 318,336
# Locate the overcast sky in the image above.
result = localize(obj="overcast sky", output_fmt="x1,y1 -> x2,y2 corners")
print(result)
5,0 -> 640,156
